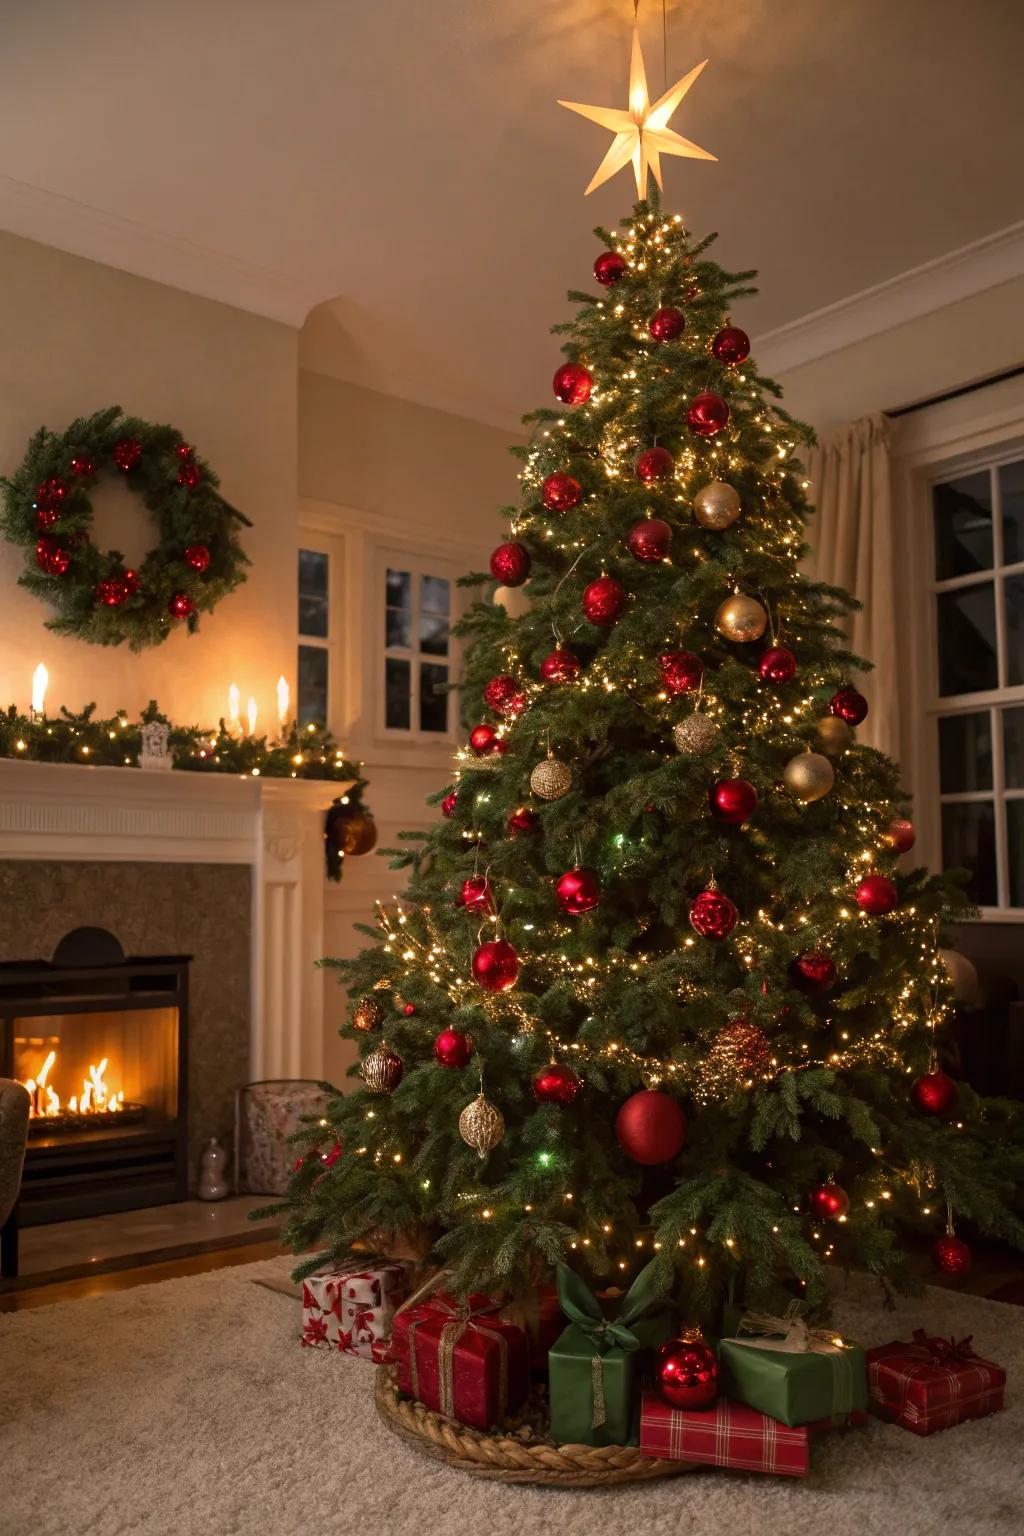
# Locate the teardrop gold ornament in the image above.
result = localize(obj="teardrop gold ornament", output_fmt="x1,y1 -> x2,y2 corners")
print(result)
458,1092 -> 505,1158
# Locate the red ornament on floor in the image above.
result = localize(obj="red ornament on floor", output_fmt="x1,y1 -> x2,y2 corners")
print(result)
911,1069 -> 958,1116
687,392 -> 730,437
434,1027 -> 473,1069
507,806 -> 539,835
540,646 -> 581,683
469,723 -> 501,756
457,876 -> 494,915
658,651 -> 703,694
542,472 -> 582,512
553,362 -> 593,405
112,437 -> 142,471
472,938 -> 519,992
856,874 -> 898,914
709,778 -> 758,825
533,1063 -> 582,1104
931,1234 -> 972,1276
758,646 -> 797,685
35,537 -> 71,576
809,1182 -> 849,1220
593,250 -> 627,286
555,867 -> 601,914
790,951 -> 836,993
830,687 -> 868,725
689,886 -> 738,939
627,517 -> 672,562
649,306 -> 686,342
615,1090 -> 687,1165
490,541 -> 531,586
886,818 -> 916,853
168,591 -> 194,619
635,445 -> 675,483
184,543 -> 211,573
656,1337 -> 719,1410
483,674 -> 523,715
582,574 -> 626,626
712,326 -> 751,365
441,790 -> 458,818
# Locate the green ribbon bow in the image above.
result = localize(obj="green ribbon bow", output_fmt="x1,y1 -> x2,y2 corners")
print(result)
555,1258 -> 670,1429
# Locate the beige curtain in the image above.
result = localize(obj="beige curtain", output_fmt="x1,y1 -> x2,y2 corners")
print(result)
804,414 -> 900,759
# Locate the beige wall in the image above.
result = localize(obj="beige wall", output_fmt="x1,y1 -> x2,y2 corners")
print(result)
0,231 -> 298,726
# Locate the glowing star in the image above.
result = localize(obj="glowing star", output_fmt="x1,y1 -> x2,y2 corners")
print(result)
559,25 -> 716,197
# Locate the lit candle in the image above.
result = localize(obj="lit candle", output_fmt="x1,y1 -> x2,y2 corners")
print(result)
276,675 -> 290,734
228,683 -> 241,733
247,697 -> 258,737
31,662 -> 48,717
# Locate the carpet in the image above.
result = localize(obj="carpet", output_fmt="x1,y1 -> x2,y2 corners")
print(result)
1,1259 -> 1021,1536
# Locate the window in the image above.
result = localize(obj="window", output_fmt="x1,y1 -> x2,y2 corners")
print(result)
931,456 -> 1024,909
382,564 -> 453,735
298,547 -> 331,726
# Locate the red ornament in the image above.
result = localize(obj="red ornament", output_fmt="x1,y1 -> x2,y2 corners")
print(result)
830,687 -> 868,725
790,951 -> 836,993
69,457 -> 96,478
887,818 -> 916,853
483,674 -> 524,716
911,1069 -> 958,1116
34,536 -> 71,576
808,1183 -> 849,1220
759,646 -> 797,685
490,541 -> 531,587
34,477 -> 69,511
94,578 -> 129,608
469,723 -> 500,756
689,887 -> 738,939
402,1003 -> 416,1016
635,446 -> 675,483
184,543 -> 211,572
458,876 -> 495,915
472,939 -> 519,992
582,574 -> 626,627
113,437 -> 142,472
687,392 -> 730,437
659,651 -> 703,695
555,867 -> 601,915
168,591 -> 194,620
709,778 -> 758,825
441,790 -> 458,818
856,874 -> 898,915
655,1337 -> 719,1410
649,306 -> 686,342
712,326 -> 751,365
615,1090 -> 687,1166
593,250 -> 627,286
122,568 -> 140,596
627,517 -> 672,562
553,362 -> 593,405
320,1139 -> 343,1169
533,1063 -> 582,1105
542,472 -> 582,512
508,806 -> 539,836
434,1027 -> 473,1069
712,1019 -> 772,1077
931,1234 -> 972,1276
178,461 -> 202,490
540,646 -> 581,684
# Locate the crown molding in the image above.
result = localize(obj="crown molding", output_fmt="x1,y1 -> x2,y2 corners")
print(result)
755,221 -> 1024,377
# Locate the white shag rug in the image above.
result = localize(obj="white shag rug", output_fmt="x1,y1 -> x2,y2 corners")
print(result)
1,1257 -> 1022,1536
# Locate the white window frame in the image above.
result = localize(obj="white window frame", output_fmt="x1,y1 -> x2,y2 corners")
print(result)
296,528 -> 345,733
375,546 -> 460,745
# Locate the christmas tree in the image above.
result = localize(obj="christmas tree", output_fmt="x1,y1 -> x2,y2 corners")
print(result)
280,190 -> 1024,1321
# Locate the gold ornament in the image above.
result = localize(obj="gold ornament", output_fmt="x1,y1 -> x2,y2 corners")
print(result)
673,713 -> 720,757
815,715 -> 852,755
694,481 -> 741,530
715,594 -> 768,644
458,1093 -> 505,1159
362,1043 -> 403,1093
783,750 -> 835,803
530,755 -> 572,801
352,996 -> 384,1032
340,810 -> 378,856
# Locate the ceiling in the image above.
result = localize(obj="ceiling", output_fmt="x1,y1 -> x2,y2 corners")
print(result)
1,0 -> 1022,428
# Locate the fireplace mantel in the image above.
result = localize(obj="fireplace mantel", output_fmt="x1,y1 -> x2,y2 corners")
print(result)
0,759 -> 339,1081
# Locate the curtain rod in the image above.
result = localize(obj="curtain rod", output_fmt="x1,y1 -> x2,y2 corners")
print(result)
886,363 -> 1024,419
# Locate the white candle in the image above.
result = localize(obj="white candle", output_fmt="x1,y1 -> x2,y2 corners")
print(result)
31,662 -> 48,716
276,675 -> 290,733
247,697 -> 258,737
228,683 -> 241,732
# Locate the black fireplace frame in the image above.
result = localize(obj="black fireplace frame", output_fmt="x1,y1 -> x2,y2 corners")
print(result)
0,928 -> 189,1279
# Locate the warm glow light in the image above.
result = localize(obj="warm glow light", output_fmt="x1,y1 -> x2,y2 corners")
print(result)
31,662 -> 48,715
276,675 -> 290,730
247,697 -> 258,736
228,683 -> 241,728
19,1047 -> 123,1120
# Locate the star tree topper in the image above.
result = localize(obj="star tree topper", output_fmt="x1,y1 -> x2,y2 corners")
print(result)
559,24 -> 716,197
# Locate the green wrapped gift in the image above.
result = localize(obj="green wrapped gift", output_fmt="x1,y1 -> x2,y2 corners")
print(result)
548,1259 -> 674,1447
718,1306 -> 867,1428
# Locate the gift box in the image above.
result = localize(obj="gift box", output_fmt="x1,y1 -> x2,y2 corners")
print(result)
639,1391 -> 809,1476
391,1291 -> 529,1430
865,1330 -> 1006,1436
718,1307 -> 867,1427
301,1259 -> 410,1361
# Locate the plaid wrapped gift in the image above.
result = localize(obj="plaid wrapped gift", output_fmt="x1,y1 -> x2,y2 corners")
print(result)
391,1291 -> 529,1431
639,1392 -> 809,1476
866,1329 -> 1006,1436
301,1260 -> 410,1361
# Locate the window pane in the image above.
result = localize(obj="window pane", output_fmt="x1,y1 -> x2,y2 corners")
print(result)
420,662 -> 449,732
938,712 -> 992,792
941,801 -> 997,906
298,549 -> 329,638
386,569 -> 411,609
936,583 -> 997,695
297,645 -> 328,727
420,611 -> 449,657
1004,706 -> 1024,789
421,575 -> 450,615
999,459 -> 1024,567
385,657 -> 411,730
933,471 -> 993,579
1004,574 -> 1024,687
1008,800 -> 1024,908
386,607 -> 412,648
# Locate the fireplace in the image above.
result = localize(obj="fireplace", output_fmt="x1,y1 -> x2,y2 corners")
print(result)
0,927 -> 189,1278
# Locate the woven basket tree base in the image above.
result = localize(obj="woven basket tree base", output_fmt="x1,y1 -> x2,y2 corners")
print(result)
375,1365 -> 697,1487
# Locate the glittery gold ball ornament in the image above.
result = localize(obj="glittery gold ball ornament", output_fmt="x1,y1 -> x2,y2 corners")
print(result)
362,1043 -> 403,1093
530,755 -> 572,801
693,480 -> 741,530
352,996 -> 384,1032
673,712 -> 720,757
783,750 -> 835,803
815,715 -> 852,755
715,594 -> 768,643
458,1092 -> 505,1158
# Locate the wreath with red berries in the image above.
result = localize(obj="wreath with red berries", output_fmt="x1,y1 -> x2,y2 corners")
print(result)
0,405 -> 250,650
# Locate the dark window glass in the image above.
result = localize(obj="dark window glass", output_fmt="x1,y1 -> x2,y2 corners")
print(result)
1003,707 -> 1024,789
933,471 -> 993,579
999,458 -> 1024,567
385,657 -> 411,730
386,608 -> 412,648
936,584 -> 998,695
938,712 -> 992,793
1008,800 -> 1024,907
298,549 -> 329,638
421,575 -> 450,614
941,801 -> 997,906
297,645 -> 328,727
420,612 -> 449,656
386,569 -> 411,609
420,663 -> 449,732
1004,574 -> 1024,686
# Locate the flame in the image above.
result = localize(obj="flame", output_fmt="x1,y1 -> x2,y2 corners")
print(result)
19,1049 -> 123,1119
37,1050 -> 56,1091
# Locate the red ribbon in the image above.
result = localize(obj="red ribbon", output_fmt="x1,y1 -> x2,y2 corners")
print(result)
911,1328 -> 976,1365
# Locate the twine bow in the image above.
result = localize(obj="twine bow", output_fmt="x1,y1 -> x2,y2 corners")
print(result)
555,1258 -> 669,1429
911,1328 -> 976,1365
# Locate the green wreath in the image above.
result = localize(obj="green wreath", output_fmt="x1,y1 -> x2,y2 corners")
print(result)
0,405 -> 251,650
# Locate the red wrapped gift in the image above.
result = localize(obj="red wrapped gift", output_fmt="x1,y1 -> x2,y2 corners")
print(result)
639,1391 -> 809,1476
501,1283 -> 563,1372
391,1291 -> 529,1430
866,1330 -> 1006,1436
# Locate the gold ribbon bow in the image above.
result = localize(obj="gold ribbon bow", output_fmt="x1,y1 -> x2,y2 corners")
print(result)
407,1294 -> 511,1422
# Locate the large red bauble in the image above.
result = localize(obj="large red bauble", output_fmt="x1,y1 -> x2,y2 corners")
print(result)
35,536 -> 71,576
176,441 -> 194,460
35,505 -> 61,531
553,362 -> 593,405
441,790 -> 458,818
582,574 -> 626,627
507,806 -> 539,835
34,476 -> 68,511
615,1090 -> 687,1165
808,1183 -> 849,1220
712,326 -> 751,365
483,674 -> 524,715
887,818 -> 916,854
689,887 -> 738,939
542,472 -> 582,512
649,306 -> 686,342
856,874 -> 898,915
472,939 -> 519,992
168,591 -> 194,619
434,1027 -> 473,1069
635,446 -> 675,483
95,578 -> 129,608
490,541 -> 531,586
555,867 -> 601,915
687,392 -> 730,437
830,687 -> 868,725
709,778 -> 758,825
533,1063 -> 582,1104
112,437 -> 142,471
184,543 -> 211,573
593,250 -> 627,286
931,1234 -> 972,1276
655,1337 -> 719,1410
177,459 -> 202,489
540,646 -> 581,684
911,1069 -> 958,1116
790,951 -> 836,993
469,723 -> 500,756
458,876 -> 494,915
658,651 -> 703,695
628,517 -> 672,562
759,646 -> 797,685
